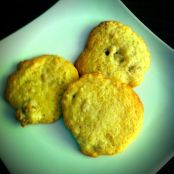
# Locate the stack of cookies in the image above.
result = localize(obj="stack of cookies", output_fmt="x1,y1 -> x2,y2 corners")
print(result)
5,21 -> 150,157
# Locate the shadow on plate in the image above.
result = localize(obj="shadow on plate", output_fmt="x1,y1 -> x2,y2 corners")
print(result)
41,117 -> 81,155
72,21 -> 99,62
0,66 -> 19,126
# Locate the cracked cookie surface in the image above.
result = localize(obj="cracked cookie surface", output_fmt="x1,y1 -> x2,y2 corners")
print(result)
5,55 -> 79,126
75,21 -> 151,87
62,73 -> 144,157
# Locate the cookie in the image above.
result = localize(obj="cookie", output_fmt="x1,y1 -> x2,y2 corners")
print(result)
62,73 -> 143,157
5,55 -> 79,126
75,21 -> 151,87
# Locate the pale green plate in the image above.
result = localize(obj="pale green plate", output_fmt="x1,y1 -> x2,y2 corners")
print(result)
0,0 -> 174,174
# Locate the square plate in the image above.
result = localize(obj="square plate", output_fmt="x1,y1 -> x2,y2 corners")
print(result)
0,0 -> 174,174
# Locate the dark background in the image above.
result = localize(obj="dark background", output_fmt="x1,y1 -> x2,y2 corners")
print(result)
0,0 -> 173,173
0,0 -> 174,49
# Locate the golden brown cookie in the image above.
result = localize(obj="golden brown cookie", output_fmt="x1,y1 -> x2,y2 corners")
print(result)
5,55 -> 79,126
62,73 -> 144,157
75,21 -> 151,87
